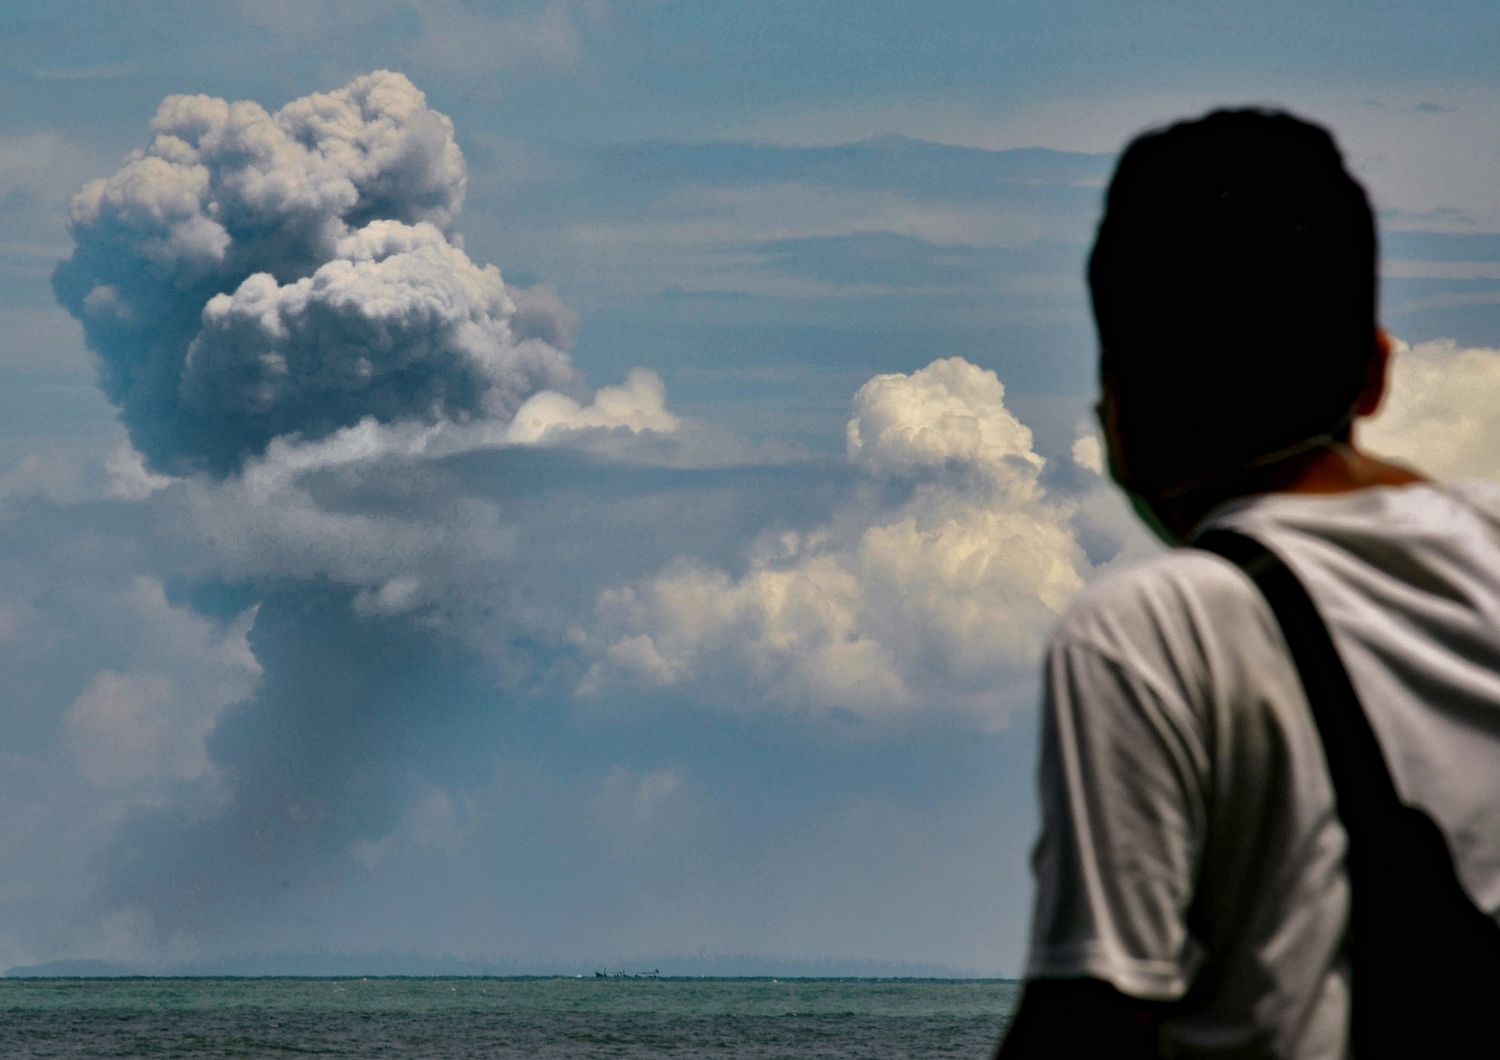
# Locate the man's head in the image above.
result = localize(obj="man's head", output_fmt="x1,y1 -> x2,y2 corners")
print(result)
1089,109 -> 1381,514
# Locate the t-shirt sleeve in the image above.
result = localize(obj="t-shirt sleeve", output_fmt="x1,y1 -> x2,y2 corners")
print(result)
1024,623 -> 1210,1001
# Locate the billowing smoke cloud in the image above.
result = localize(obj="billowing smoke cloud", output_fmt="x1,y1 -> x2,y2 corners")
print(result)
37,72 -> 629,954
53,70 -> 574,475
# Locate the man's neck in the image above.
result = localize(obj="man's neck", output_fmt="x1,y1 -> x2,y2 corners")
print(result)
1159,444 -> 1427,543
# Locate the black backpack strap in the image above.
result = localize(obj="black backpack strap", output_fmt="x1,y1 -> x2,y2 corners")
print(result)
1193,528 -> 1403,833
1195,526 -> 1500,1057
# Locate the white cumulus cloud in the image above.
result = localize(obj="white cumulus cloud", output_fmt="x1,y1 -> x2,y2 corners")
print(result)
1364,337 -> 1500,481
847,356 -> 1045,494
578,358 -> 1093,725
507,368 -> 680,444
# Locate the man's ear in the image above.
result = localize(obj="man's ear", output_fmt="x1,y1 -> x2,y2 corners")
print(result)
1355,329 -> 1393,417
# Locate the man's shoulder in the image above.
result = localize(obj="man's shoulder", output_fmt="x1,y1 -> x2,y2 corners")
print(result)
1054,547 -> 1269,655
1067,548 -> 1250,609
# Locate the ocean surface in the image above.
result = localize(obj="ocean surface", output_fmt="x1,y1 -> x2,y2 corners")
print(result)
0,977 -> 1019,1058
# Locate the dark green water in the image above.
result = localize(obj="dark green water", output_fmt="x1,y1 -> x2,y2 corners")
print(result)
0,977 -> 1020,1058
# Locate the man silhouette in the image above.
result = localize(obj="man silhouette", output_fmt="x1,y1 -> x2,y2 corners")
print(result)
996,109 -> 1500,1057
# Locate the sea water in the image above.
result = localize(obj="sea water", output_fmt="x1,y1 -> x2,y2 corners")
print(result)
0,977 -> 1019,1058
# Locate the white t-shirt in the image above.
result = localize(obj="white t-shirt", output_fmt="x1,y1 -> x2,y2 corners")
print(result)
1025,481 -> 1500,1059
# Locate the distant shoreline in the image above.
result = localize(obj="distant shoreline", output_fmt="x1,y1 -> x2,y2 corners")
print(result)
5,972 -> 1021,982
6,954 -> 1009,980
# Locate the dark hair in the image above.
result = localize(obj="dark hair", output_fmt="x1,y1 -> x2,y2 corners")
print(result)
1088,108 -> 1378,492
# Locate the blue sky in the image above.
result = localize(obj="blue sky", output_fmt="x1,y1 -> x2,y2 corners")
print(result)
2,1 -> 1499,975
